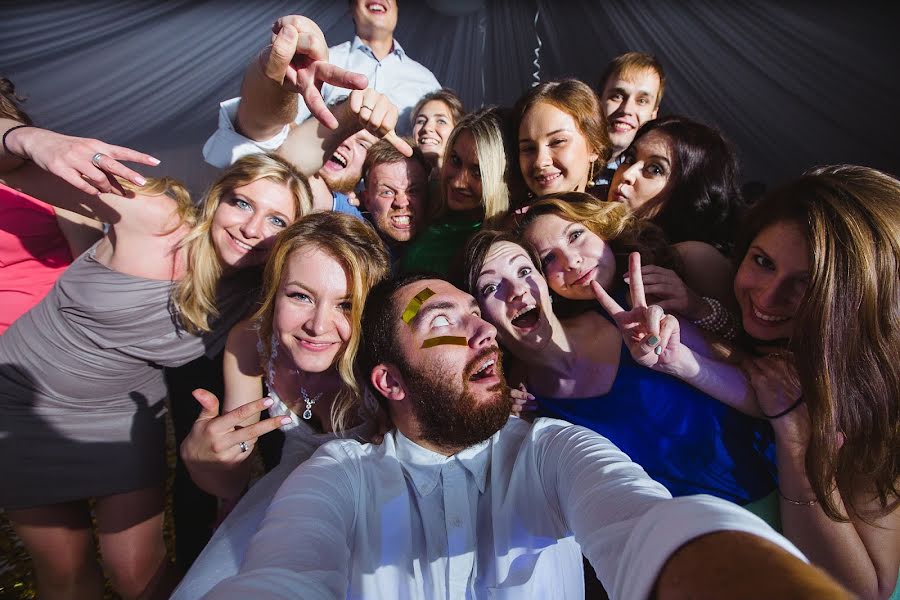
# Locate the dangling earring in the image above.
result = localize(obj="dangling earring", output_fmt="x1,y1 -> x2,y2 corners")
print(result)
587,161 -> 595,187
267,335 -> 278,388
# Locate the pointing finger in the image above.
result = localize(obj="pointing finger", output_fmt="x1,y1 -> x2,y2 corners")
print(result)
383,131 -> 413,157
591,280 -> 624,319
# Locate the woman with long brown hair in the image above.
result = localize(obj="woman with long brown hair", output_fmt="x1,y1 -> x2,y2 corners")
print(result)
733,165 -> 900,598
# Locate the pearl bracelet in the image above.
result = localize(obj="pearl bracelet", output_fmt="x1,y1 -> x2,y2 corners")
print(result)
691,296 -> 739,340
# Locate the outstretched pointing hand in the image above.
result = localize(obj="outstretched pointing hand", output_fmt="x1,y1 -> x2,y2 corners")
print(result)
263,16 -> 369,129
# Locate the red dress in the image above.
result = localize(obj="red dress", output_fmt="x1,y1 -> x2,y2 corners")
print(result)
0,183 -> 73,333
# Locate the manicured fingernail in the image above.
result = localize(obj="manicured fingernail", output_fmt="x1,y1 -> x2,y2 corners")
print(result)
647,335 -> 660,346
281,417 -> 292,425
263,398 -> 274,407
654,345 -> 663,355
134,175 -> 146,186
149,156 -> 161,165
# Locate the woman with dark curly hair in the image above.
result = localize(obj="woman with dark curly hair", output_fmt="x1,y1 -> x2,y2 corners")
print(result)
608,115 -> 743,254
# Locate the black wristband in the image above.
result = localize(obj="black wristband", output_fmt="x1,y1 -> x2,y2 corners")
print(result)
761,396 -> 804,420
2,124 -> 32,161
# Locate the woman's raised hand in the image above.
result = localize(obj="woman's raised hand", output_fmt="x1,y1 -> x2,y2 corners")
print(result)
510,383 -> 538,418
347,88 -> 413,157
180,388 -> 290,500
5,126 -> 159,196
263,16 -> 369,129
629,264 -> 708,320
591,252 -> 689,370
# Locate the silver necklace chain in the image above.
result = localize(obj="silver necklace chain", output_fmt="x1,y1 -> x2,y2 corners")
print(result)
300,386 -> 323,420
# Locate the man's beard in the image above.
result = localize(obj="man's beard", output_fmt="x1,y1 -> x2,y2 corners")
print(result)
318,168 -> 361,195
398,346 -> 512,452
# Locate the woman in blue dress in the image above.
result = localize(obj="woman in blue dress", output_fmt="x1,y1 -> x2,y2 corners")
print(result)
462,219 -> 777,513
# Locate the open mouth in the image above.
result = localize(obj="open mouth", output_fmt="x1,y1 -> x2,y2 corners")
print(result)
326,151 -> 349,170
390,214 -> 412,228
610,121 -> 634,133
367,2 -> 387,13
752,305 -> 791,323
418,136 -> 440,147
511,306 -> 540,329
468,357 -> 497,382
229,232 -> 256,252
534,172 -> 561,187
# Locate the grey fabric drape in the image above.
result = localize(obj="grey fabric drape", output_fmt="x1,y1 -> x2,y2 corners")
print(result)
2,0 -> 897,194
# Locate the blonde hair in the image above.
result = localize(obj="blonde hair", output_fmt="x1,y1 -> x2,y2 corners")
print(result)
172,154 -> 312,333
517,192 -> 680,278
435,108 -> 510,224
116,175 -> 196,233
255,212 -> 390,432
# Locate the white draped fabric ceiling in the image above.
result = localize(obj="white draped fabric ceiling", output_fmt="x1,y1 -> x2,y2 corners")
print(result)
2,0 -> 897,194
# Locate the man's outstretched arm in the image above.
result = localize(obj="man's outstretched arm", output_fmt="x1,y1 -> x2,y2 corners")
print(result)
653,530 -> 848,600
235,15 -> 368,142
534,420 -> 849,600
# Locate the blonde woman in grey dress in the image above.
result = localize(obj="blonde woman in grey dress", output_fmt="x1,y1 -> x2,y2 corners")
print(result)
0,153 -> 311,600
173,212 -> 390,598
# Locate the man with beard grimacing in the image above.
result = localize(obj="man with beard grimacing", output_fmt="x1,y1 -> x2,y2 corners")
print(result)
202,274 -> 849,600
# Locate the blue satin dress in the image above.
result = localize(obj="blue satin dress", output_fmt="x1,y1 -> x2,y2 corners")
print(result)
536,343 -> 777,506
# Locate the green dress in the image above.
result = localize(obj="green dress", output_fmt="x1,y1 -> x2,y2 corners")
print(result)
401,212 -> 482,276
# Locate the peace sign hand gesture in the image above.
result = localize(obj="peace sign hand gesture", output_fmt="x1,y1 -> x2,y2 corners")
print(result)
591,252 -> 689,371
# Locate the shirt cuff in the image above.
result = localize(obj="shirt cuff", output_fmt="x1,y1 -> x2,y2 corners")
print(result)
202,98 -> 291,168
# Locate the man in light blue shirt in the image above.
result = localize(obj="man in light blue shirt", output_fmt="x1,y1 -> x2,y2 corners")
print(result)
204,1 -> 439,168
203,274 -> 848,600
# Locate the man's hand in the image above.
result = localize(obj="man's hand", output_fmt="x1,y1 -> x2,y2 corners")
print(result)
262,16 -> 369,129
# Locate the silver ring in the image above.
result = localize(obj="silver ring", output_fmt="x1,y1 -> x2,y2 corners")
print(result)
239,441 -> 249,453
360,105 -> 374,111
91,152 -> 105,169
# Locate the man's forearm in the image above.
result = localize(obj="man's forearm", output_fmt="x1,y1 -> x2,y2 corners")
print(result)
235,56 -> 299,142
653,530 -> 850,600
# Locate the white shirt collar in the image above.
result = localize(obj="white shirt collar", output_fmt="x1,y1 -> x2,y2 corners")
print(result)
350,35 -> 405,60
394,427 -> 493,496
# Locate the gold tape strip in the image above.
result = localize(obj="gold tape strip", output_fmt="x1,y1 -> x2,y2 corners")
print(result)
421,335 -> 468,349
401,287 -> 435,324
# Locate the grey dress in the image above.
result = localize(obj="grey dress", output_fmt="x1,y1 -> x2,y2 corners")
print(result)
0,244 -> 256,508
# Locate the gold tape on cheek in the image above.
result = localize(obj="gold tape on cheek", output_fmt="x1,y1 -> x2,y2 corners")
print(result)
401,287 -> 435,324
421,336 -> 468,349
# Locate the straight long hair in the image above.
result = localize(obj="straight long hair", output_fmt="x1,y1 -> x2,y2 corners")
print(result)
172,154 -> 311,333
434,107 -> 510,224
255,212 -> 390,432
735,165 -> 900,521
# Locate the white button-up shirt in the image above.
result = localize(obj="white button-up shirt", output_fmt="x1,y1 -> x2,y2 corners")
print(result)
203,417 -> 803,600
203,36 -> 440,168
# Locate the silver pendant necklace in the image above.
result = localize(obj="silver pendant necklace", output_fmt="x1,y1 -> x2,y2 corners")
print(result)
300,387 -> 323,420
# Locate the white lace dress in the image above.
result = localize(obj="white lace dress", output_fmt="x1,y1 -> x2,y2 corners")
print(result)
171,376 -> 372,599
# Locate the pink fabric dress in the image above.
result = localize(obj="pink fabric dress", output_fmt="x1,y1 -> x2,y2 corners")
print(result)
0,183 -> 73,334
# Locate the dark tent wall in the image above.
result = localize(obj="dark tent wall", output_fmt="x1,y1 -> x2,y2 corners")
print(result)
2,0 -> 898,195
